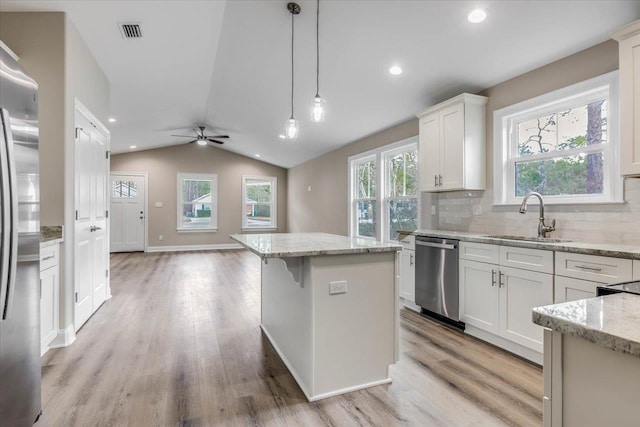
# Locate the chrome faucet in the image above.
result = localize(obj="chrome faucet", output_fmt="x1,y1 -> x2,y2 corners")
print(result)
518,192 -> 556,238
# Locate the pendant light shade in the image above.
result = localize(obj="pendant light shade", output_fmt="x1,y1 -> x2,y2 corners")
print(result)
285,2 -> 300,139
310,0 -> 326,122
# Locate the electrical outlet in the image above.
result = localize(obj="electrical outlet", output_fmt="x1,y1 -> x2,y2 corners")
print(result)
329,281 -> 347,295
155,201 -> 163,208
307,185 -> 312,192
159,235 -> 163,241
431,206 -> 437,215
472,204 -> 482,215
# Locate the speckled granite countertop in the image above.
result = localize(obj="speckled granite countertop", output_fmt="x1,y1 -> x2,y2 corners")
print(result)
40,226 -> 63,244
533,293 -> 640,358
401,229 -> 640,260
230,232 -> 402,258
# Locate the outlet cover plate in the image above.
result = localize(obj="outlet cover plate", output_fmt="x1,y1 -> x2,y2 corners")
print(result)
329,281 -> 347,295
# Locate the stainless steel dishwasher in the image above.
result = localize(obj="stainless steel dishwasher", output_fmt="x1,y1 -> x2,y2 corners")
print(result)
415,236 -> 462,327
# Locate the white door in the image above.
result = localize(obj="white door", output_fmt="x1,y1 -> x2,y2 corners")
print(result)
399,249 -> 415,302
110,174 -> 145,252
74,109 -> 109,331
459,259 -> 500,334
499,266 -> 553,353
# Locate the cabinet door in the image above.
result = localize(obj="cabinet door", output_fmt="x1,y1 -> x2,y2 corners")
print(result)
554,276 -> 599,303
634,260 -> 640,280
399,249 -> 415,302
499,266 -> 553,353
40,267 -> 58,353
460,260 -> 499,334
439,103 -> 465,190
618,31 -> 640,176
418,113 -> 440,192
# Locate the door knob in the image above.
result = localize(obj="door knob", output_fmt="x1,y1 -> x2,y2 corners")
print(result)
89,226 -> 102,232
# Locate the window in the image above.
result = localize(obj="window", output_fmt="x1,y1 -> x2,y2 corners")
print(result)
494,71 -> 622,205
349,137 -> 418,241
242,176 -> 277,230
112,180 -> 137,198
177,173 -> 217,231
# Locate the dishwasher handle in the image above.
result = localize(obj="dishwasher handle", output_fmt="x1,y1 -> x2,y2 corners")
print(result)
415,240 -> 457,250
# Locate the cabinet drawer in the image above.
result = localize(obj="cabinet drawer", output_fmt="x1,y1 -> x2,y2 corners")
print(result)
40,244 -> 59,271
499,246 -> 553,274
460,242 -> 499,263
398,234 -> 415,250
555,252 -> 632,284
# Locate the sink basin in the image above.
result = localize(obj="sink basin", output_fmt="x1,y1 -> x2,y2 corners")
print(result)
484,235 -> 571,243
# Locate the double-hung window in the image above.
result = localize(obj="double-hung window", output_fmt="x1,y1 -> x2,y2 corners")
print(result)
177,173 -> 218,231
349,137 -> 418,241
494,71 -> 622,205
242,176 -> 277,230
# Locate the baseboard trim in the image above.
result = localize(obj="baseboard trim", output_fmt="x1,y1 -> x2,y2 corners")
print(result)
465,325 -> 542,365
49,325 -> 76,349
146,243 -> 244,253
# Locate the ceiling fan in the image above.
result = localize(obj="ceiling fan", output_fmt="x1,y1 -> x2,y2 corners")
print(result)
171,125 -> 230,146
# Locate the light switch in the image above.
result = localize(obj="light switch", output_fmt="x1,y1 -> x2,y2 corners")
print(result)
155,201 -> 163,208
307,185 -> 312,192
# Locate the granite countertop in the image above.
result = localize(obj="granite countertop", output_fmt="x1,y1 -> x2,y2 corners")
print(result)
40,225 -> 63,244
533,293 -> 640,358
230,232 -> 402,258
401,229 -> 640,260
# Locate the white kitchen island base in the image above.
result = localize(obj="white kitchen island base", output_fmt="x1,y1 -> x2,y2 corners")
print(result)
231,233 -> 401,402
261,253 -> 397,401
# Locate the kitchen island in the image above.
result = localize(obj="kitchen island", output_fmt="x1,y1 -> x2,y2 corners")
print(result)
533,294 -> 640,427
230,232 -> 402,401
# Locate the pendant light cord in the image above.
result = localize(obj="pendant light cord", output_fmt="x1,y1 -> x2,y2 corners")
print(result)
291,9 -> 295,119
315,0 -> 320,98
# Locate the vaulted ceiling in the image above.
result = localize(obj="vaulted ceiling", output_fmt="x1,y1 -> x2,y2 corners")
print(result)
1,1 -> 639,168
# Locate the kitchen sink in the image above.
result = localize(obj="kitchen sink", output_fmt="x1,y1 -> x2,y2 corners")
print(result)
484,235 -> 572,243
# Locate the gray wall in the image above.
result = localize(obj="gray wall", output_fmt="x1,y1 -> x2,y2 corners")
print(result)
111,144 -> 288,248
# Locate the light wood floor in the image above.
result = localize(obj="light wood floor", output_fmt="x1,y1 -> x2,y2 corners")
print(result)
39,250 -> 542,426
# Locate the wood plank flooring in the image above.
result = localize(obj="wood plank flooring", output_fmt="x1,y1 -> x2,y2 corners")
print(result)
39,250 -> 542,426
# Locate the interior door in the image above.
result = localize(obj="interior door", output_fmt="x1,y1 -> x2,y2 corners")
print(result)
74,110 -> 108,331
110,174 -> 145,252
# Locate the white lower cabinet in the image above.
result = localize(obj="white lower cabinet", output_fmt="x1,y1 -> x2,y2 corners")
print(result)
554,276 -> 600,303
399,249 -> 416,303
40,243 -> 60,356
460,259 -> 499,334
634,260 -> 640,280
460,242 -> 553,358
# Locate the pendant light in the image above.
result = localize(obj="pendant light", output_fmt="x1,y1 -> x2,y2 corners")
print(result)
285,2 -> 300,139
310,0 -> 326,122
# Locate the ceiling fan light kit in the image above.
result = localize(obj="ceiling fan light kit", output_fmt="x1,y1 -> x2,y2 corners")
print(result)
171,125 -> 230,146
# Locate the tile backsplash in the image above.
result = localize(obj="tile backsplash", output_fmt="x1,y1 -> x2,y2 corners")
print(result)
421,177 -> 640,246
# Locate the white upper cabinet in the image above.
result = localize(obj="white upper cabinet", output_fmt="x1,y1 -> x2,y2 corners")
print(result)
613,20 -> 640,176
417,93 -> 488,192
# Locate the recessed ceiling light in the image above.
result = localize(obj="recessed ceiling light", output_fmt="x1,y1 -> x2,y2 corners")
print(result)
389,65 -> 402,75
255,154 -> 261,158
109,117 -> 116,123
129,145 -> 136,149
467,8 -> 487,23
278,134 -> 286,139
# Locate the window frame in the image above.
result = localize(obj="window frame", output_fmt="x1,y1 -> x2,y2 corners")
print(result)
241,175 -> 278,231
493,71 -> 622,206
348,136 -> 419,242
176,172 -> 218,232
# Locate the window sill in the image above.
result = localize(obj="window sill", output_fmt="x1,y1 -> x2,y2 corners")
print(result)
241,227 -> 277,232
176,228 -> 218,233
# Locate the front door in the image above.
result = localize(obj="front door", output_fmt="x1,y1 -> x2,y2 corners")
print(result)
110,174 -> 145,252
74,108 -> 108,331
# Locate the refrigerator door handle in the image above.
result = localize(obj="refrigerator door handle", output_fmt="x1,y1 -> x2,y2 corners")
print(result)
0,108 -> 18,320
0,108 -> 10,318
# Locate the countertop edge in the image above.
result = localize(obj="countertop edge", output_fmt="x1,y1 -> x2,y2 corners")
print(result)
532,298 -> 640,359
400,230 -> 640,260
40,237 -> 64,248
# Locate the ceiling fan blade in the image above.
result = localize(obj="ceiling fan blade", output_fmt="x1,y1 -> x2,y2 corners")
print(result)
205,135 -> 230,139
171,134 -> 197,138
186,139 -> 198,144
207,138 -> 225,145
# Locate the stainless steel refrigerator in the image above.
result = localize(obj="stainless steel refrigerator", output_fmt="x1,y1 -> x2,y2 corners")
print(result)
0,43 -> 42,426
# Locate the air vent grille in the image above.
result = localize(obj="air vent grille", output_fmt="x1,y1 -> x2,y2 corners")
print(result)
119,23 -> 142,39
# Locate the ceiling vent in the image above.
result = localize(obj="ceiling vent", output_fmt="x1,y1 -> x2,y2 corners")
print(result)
119,23 -> 142,39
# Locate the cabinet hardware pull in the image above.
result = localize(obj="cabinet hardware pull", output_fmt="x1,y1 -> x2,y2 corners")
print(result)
575,265 -> 602,272
438,174 -> 443,187
41,255 -> 55,261
499,271 -> 505,287
491,269 -> 496,286
409,253 -> 414,266
434,174 -> 438,187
